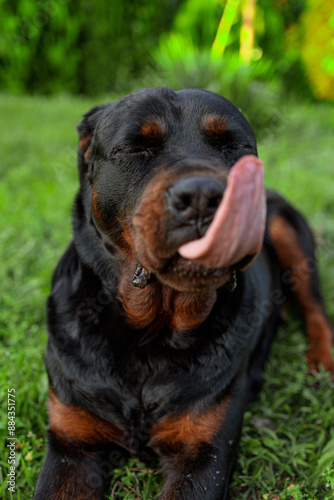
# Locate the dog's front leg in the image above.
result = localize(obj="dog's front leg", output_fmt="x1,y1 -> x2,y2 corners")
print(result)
34,389 -> 128,499
159,441 -> 238,500
151,378 -> 246,500
33,430 -> 115,499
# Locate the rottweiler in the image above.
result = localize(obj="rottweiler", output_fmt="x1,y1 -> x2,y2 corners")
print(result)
34,88 -> 334,499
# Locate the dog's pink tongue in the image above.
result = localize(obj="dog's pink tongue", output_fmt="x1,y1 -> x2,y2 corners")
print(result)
178,155 -> 266,268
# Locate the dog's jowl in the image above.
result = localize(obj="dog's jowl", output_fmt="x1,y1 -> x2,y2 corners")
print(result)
34,88 -> 334,500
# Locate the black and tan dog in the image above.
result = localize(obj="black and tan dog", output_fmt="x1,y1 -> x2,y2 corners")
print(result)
34,88 -> 334,499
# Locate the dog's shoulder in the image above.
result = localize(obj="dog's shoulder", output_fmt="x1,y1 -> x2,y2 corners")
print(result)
51,241 -> 80,288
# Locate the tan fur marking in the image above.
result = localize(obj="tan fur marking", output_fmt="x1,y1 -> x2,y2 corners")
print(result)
269,215 -> 334,373
150,401 -> 230,455
79,135 -> 91,153
120,279 -> 162,330
48,389 -> 125,445
84,146 -> 91,164
92,184 -> 105,226
79,136 -> 92,163
204,114 -> 229,136
141,119 -> 165,141
119,278 -> 215,332
171,291 -> 216,331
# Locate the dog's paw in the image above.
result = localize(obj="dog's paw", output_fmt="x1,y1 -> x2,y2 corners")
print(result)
306,347 -> 334,376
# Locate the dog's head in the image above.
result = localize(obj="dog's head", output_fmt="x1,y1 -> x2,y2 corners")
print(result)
77,87 -> 264,294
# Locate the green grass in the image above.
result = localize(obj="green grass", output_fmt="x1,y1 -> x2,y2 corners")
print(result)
0,93 -> 333,499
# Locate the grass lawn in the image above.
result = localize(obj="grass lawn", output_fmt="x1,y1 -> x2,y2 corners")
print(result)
0,93 -> 333,500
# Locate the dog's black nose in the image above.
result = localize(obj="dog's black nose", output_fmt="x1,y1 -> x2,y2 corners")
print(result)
167,177 -> 224,223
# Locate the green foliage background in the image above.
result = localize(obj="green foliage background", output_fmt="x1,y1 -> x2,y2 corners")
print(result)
0,0 -> 181,94
0,0 -> 333,99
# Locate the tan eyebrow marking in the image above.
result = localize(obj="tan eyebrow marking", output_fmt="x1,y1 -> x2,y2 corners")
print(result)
204,114 -> 229,136
140,119 -> 165,141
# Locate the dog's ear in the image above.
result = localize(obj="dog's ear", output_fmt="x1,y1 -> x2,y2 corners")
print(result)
76,104 -> 108,172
